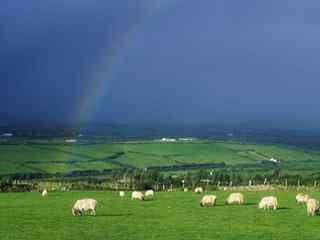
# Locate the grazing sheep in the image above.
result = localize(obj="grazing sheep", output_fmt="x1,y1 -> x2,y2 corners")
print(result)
296,193 -> 310,204
42,189 -> 48,197
307,198 -> 319,216
194,187 -> 203,194
258,196 -> 278,210
72,198 -> 97,216
226,193 -> 244,205
183,188 -> 188,192
200,195 -> 217,207
119,191 -> 125,197
145,190 -> 154,198
131,191 -> 144,200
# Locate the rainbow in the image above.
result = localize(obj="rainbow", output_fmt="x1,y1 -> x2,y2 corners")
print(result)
72,1 -> 182,127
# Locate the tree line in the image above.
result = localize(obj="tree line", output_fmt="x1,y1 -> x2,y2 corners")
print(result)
2,168 -> 320,192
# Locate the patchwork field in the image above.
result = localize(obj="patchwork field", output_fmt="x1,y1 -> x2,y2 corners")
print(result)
1,139 -> 320,175
1,190 -> 320,240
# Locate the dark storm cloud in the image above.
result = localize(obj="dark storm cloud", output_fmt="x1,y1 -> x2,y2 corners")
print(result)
2,0 -> 320,129
1,0 -> 149,122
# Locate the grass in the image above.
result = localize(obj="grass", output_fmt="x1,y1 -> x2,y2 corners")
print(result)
1,139 -> 320,174
1,190 -> 320,240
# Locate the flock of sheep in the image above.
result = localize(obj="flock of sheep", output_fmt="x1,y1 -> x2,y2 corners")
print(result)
40,187 -> 319,217
196,188 -> 319,216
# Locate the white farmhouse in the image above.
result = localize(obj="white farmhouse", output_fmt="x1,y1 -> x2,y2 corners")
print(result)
178,138 -> 194,141
160,138 -> 176,142
269,157 -> 280,163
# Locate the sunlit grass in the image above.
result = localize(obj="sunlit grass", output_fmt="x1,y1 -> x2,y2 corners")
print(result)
0,190 -> 320,240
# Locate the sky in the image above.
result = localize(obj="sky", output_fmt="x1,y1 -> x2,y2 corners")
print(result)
2,0 -> 320,130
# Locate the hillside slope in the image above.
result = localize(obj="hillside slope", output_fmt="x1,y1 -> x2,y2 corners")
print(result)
1,139 -> 320,175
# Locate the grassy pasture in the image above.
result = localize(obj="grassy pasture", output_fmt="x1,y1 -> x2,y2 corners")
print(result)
1,139 -> 320,174
1,190 -> 320,240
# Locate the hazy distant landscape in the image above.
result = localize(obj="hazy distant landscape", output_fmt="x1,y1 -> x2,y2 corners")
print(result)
1,125 -> 320,179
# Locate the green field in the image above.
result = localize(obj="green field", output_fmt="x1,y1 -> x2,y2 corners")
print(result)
1,190 -> 320,240
1,139 -> 320,175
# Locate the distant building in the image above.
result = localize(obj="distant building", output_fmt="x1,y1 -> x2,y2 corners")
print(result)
178,138 -> 194,141
160,138 -> 176,142
65,139 -> 77,143
269,157 -> 280,163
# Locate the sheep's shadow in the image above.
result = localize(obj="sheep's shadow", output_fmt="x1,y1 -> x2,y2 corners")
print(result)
211,203 -> 256,207
143,199 -> 155,202
243,203 -> 256,206
277,207 -> 290,210
96,213 -> 133,217
200,204 -> 226,207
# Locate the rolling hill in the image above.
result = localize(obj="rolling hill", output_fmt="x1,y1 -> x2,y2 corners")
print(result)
1,138 -> 320,176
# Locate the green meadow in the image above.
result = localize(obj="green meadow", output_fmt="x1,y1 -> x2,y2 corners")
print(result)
1,139 -> 320,175
1,190 -> 320,240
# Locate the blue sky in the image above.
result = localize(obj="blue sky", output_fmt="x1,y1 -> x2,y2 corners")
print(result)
2,0 -> 320,129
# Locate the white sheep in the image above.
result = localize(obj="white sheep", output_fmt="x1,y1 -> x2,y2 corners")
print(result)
194,187 -> 203,194
200,195 -> 217,207
258,196 -> 278,210
131,191 -> 144,200
226,193 -> 244,205
72,198 -> 97,216
307,198 -> 319,216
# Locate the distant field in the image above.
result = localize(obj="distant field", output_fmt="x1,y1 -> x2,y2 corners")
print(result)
1,139 -> 320,175
1,190 -> 320,240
